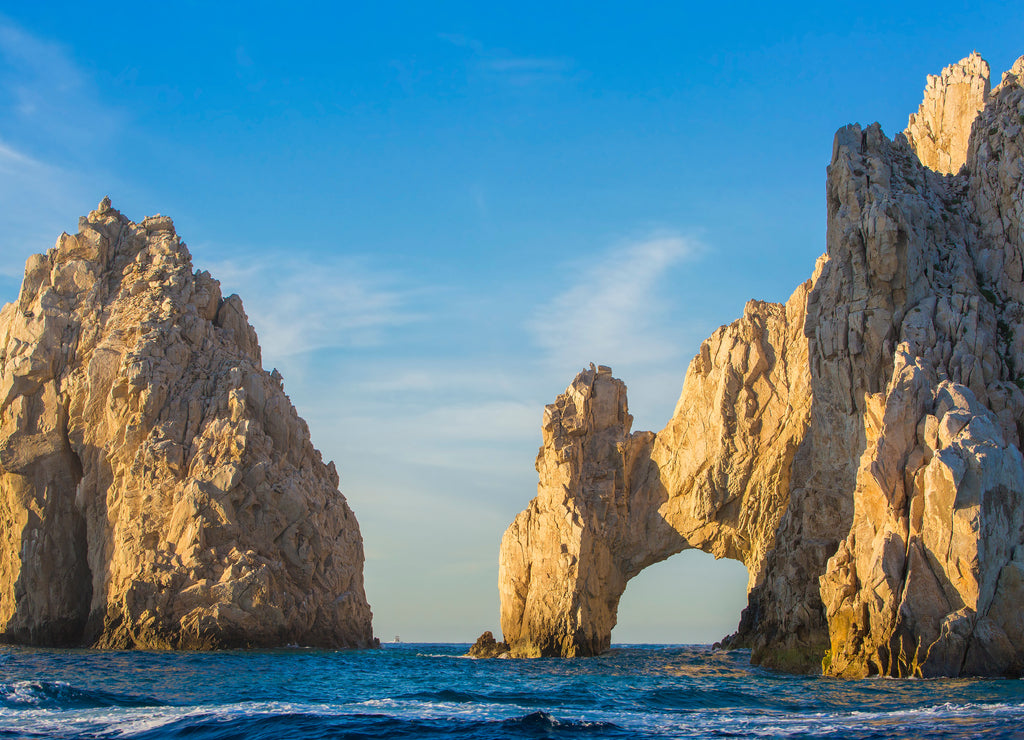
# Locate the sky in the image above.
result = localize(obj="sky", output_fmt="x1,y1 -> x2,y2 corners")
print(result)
0,1 -> 1022,644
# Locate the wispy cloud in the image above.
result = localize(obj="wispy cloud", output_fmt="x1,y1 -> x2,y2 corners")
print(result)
0,140 -> 38,169
202,254 -> 425,360
478,56 -> 574,86
337,398 -> 539,473
438,32 -> 576,86
437,33 -> 486,54
0,19 -> 121,281
0,20 -> 120,154
483,58 -> 572,73
529,233 -> 700,372
0,137 -> 94,279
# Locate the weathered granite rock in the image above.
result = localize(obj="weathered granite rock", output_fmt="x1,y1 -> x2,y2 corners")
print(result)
905,51 -> 990,175
498,53 -> 1024,677
500,281 -> 814,658
0,200 -> 374,649
817,55 -> 1024,678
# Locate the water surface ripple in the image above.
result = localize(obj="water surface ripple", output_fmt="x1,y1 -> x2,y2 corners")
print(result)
1,644 -> 1021,738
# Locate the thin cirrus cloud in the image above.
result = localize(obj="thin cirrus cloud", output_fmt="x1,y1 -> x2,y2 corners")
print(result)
529,233 -> 701,374
203,253 -> 425,360
341,398 -> 540,474
478,56 -> 574,86
0,19 -> 120,154
0,139 -> 94,279
0,19 -> 121,280
438,33 -> 575,86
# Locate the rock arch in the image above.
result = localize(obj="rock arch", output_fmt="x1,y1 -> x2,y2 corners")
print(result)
498,54 -> 1024,677
499,277 -> 816,659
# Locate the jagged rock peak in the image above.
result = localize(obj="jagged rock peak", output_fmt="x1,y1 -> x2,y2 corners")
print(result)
0,200 -> 374,649
997,55 -> 1024,89
498,52 -> 1024,678
905,51 -> 991,174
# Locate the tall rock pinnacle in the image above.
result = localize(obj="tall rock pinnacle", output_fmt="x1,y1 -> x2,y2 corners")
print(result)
0,201 -> 374,649
905,51 -> 990,174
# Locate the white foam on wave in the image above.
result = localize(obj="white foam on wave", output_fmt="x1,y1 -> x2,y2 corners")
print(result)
3,685 -> 1022,739
847,700 -> 1024,719
0,697 -> 528,737
1,704 -> 179,737
0,694 -> 627,737
355,695 -> 527,722
0,680 -> 71,706
677,700 -> 1024,738
0,701 -> 318,737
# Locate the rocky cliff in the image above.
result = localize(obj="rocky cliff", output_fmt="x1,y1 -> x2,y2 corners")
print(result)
498,53 -> 1024,677
0,200 -> 374,649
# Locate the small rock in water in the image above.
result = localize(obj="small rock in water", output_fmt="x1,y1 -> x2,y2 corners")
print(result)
468,631 -> 509,658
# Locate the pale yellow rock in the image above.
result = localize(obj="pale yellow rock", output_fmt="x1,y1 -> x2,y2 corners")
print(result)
501,273 -> 815,661
0,201 -> 374,649
906,52 -> 990,174
498,54 -> 1024,677
817,55 -> 1024,677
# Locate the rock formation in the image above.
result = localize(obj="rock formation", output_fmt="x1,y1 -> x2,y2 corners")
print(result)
905,51 -> 990,175
467,631 -> 509,658
0,200 -> 374,649
498,53 -> 1024,677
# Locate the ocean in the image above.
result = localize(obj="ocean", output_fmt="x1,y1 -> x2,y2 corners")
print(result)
2,643 -> 1023,739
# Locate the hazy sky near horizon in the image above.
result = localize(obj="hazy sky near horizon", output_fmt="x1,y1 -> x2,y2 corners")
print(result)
1,2 -> 1022,643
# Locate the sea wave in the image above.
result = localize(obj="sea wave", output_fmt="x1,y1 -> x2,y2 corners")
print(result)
641,685 -> 795,712
0,680 -> 162,709
0,701 -> 632,740
1,696 -> 1022,740
501,710 -> 620,732
1,646 -> 1022,739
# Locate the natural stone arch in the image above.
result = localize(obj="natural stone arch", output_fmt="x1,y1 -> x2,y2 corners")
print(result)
499,54 -> 1024,678
499,278 -> 816,658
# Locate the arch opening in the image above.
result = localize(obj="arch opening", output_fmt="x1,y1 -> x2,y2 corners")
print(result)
611,550 -> 749,645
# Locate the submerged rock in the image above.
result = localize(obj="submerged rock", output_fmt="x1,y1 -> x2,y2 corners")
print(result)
498,53 -> 1024,677
0,200 -> 374,649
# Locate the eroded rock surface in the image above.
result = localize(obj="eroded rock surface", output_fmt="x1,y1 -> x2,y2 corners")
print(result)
818,55 -> 1024,678
467,631 -> 509,658
905,51 -> 990,174
0,200 -> 374,649
498,53 -> 1024,677
500,283 -> 813,658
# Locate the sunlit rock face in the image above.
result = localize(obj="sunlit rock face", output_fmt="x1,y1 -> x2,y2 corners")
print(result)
501,275 -> 814,660
819,54 -> 1024,679
905,52 -> 991,175
498,53 -> 1024,677
0,200 -> 374,649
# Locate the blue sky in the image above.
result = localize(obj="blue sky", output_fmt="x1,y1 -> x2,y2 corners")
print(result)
1,1 -> 1022,643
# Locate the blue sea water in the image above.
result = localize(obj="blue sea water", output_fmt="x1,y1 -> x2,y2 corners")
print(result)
2,643 -> 1023,739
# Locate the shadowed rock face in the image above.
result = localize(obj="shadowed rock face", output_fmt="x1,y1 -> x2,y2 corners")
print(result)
0,200 -> 374,649
498,53 -> 1024,677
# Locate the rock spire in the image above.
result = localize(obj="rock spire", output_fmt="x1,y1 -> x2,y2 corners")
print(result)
905,51 -> 991,174
0,200 -> 374,649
